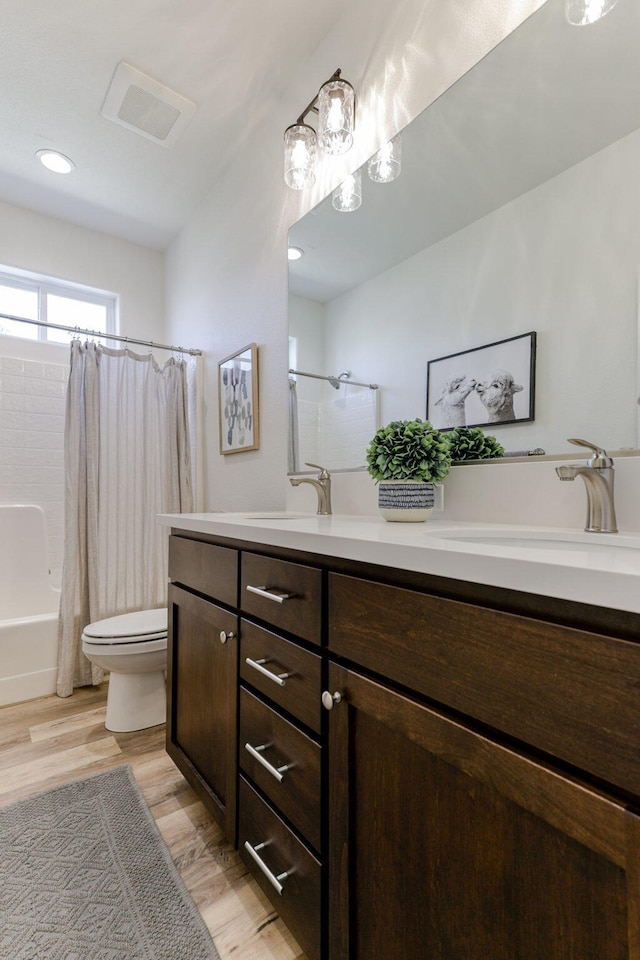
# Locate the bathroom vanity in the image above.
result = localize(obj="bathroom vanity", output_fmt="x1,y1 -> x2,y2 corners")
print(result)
160,512 -> 640,960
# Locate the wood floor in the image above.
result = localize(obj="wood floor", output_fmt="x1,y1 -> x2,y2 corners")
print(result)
0,684 -> 307,960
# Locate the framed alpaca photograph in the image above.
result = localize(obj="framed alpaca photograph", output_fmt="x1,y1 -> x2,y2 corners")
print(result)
218,343 -> 260,454
426,331 -> 536,431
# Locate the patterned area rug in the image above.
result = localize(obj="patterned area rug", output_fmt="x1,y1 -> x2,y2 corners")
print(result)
0,765 -> 221,960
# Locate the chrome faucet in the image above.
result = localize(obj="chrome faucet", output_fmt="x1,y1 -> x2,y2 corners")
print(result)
555,438 -> 618,533
289,463 -> 332,516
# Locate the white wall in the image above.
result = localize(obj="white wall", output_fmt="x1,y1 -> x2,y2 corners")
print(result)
165,0 -> 545,512
289,294 -> 325,404
0,199 -> 165,340
320,124 -> 640,455
0,202 -> 166,586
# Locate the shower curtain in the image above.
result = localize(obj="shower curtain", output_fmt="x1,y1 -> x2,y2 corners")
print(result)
57,341 -> 194,697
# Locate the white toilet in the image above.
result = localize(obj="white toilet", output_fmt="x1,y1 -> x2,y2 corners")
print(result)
81,608 -> 168,733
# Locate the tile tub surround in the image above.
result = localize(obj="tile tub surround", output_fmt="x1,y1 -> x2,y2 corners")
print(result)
158,510 -> 640,616
0,344 -> 68,586
0,504 -> 61,706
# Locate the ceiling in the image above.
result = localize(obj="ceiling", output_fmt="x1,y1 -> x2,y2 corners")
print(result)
0,0 -> 346,250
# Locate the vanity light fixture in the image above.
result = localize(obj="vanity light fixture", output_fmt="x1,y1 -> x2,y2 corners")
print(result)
367,133 -> 402,183
317,74 -> 355,156
332,168 -> 362,213
36,149 -> 76,174
284,123 -> 318,190
565,0 -> 619,25
284,69 -> 355,190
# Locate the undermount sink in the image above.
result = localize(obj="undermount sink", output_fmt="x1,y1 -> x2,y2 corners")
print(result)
428,527 -> 640,553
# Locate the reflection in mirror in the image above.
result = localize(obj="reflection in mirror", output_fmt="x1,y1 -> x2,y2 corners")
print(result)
288,0 -> 640,471
288,330 -> 379,472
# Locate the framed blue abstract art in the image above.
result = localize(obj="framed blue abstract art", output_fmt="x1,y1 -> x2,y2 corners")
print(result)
218,342 -> 260,454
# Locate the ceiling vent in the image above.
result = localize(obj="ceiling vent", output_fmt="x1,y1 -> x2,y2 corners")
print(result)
101,62 -> 197,147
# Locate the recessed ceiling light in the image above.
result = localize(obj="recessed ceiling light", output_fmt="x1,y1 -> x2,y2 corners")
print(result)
36,150 -> 76,174
288,246 -> 304,261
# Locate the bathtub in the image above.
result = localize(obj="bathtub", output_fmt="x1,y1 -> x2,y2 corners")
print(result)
0,504 -> 61,706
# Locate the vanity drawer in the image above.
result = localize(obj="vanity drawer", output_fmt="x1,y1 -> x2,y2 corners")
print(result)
328,572 -> 640,797
238,776 -> 321,960
241,552 -> 322,646
240,620 -> 322,734
169,535 -> 238,608
240,686 -> 321,851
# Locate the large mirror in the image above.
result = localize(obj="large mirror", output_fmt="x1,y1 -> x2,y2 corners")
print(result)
288,0 -> 640,472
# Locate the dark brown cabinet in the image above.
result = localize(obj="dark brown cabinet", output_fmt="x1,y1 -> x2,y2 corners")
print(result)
239,619 -> 322,734
328,572 -> 640,798
326,662 -> 640,960
240,551 -> 323,646
166,538 -> 239,842
237,552 -> 324,960
240,686 -> 322,850
239,776 -> 322,959
167,533 -> 324,960
166,527 -> 640,960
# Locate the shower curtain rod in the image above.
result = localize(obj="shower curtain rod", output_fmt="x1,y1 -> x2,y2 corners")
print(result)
0,312 -> 202,356
289,367 -> 378,390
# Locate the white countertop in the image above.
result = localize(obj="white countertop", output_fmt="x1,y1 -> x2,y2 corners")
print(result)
157,512 -> 640,616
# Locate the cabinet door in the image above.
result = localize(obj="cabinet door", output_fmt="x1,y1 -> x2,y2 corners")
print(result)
327,663 -> 640,960
167,583 -> 238,842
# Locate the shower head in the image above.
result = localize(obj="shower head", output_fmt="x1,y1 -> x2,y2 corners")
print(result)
328,370 -> 350,390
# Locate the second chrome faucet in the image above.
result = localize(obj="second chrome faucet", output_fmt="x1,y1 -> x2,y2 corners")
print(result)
556,438 -> 617,533
289,463 -> 332,516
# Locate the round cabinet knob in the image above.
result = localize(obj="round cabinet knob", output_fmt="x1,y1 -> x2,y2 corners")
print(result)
219,630 -> 235,644
322,690 -> 342,711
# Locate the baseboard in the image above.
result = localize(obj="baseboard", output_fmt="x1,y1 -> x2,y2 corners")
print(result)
0,667 -> 57,707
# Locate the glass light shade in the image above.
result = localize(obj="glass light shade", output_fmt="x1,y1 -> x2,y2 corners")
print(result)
367,133 -> 402,183
284,124 -> 317,190
332,169 -> 362,213
565,0 -> 618,24
318,78 -> 355,156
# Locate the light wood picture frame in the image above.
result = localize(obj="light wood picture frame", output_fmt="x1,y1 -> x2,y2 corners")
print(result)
218,343 -> 259,454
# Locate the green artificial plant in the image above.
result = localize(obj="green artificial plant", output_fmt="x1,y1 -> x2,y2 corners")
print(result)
366,418 -> 452,483
446,426 -> 505,462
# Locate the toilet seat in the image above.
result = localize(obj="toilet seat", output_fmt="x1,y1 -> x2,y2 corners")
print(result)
82,608 -> 167,644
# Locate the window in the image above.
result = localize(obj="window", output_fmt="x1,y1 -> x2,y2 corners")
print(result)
0,267 -> 117,344
288,335 -> 298,373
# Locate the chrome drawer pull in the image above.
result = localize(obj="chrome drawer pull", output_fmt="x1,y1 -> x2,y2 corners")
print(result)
246,584 -> 294,604
244,742 -> 292,782
245,657 -> 290,686
244,840 -> 291,895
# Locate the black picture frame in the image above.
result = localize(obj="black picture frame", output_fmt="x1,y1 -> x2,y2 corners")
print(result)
426,331 -> 536,431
